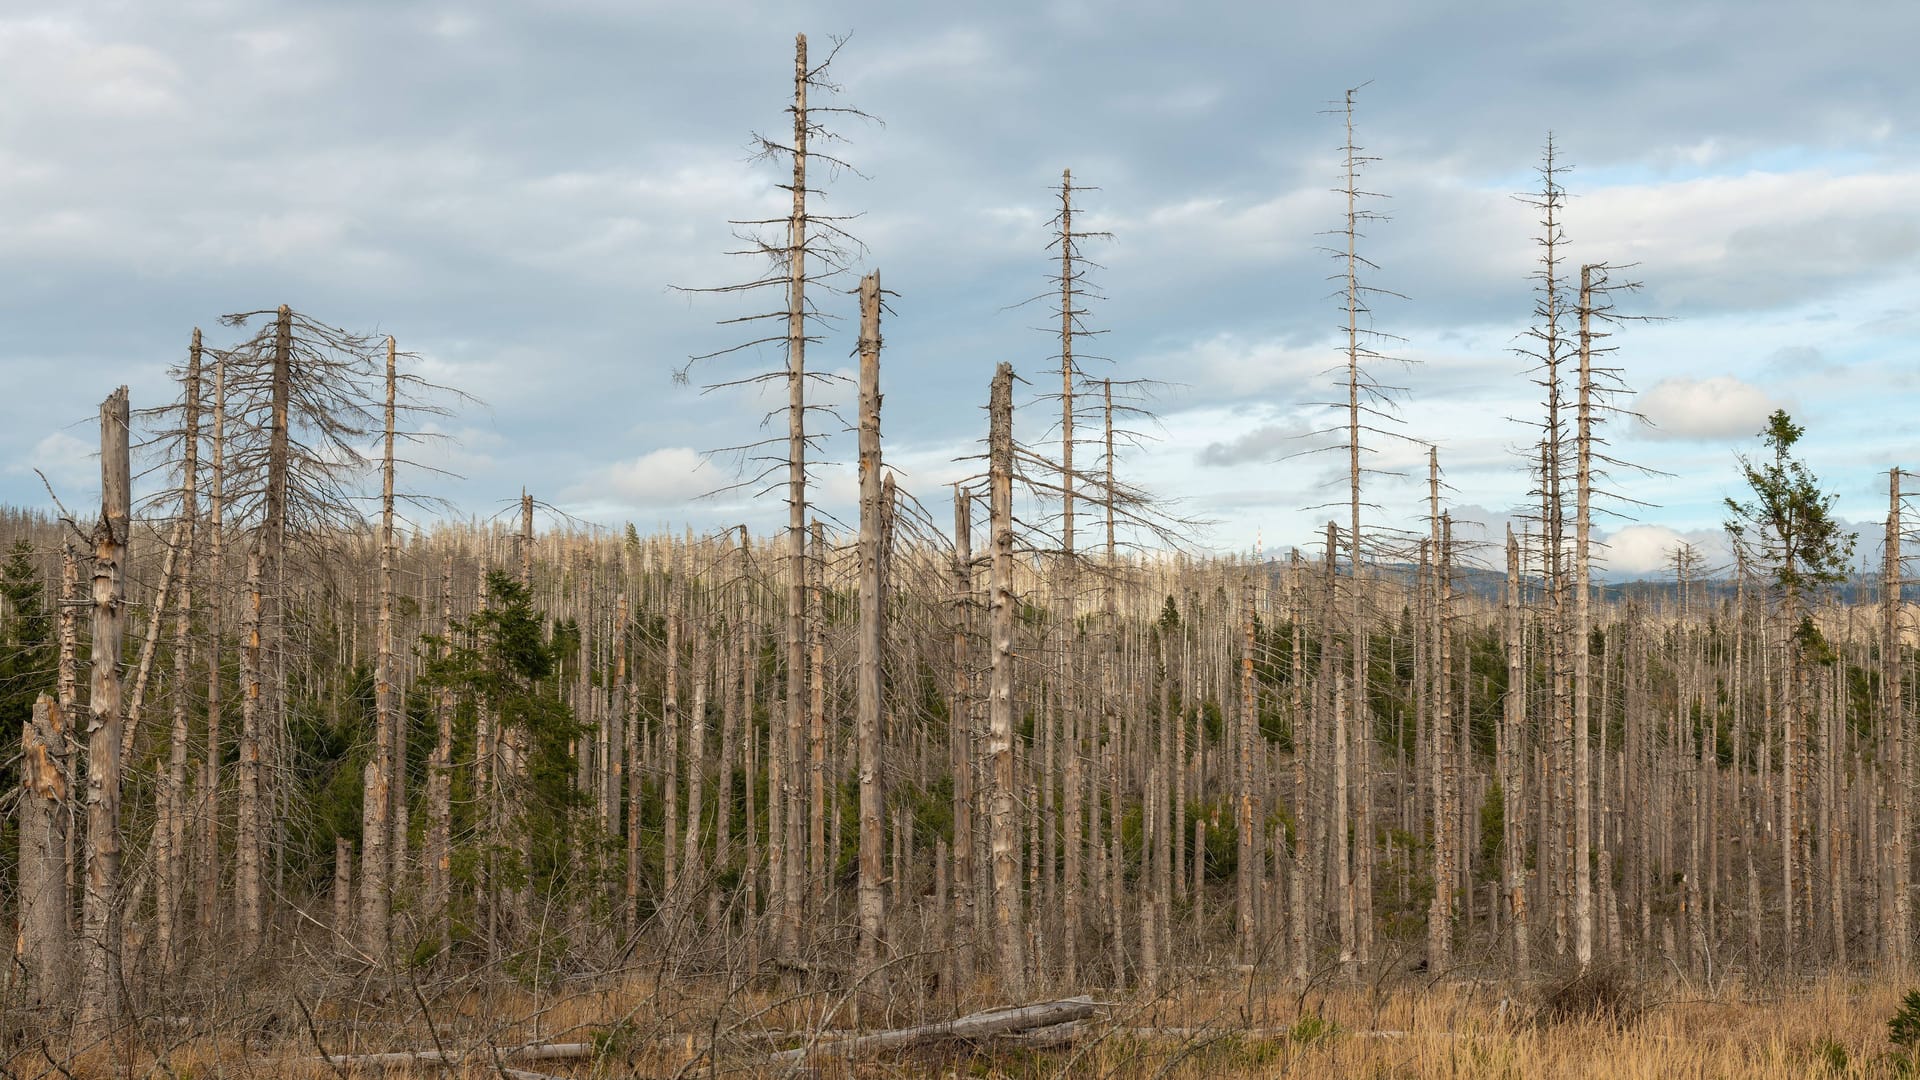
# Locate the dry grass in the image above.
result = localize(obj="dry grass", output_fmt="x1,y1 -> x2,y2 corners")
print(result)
10,972 -> 1919,1078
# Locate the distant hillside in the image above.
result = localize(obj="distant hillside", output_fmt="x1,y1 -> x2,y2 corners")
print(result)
1260,558 -> 1915,606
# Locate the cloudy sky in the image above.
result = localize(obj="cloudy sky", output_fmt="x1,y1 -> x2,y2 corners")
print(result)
4,0 -> 1917,577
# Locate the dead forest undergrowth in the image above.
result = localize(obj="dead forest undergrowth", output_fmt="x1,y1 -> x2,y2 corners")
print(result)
10,964 -> 1920,1079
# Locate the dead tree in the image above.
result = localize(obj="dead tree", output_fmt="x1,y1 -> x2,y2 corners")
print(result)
987,363 -> 1026,994
854,271 -> 888,974
218,304 -> 383,945
672,34 -> 872,962
79,386 -> 131,1034
20,693 -> 69,1004
1885,468 -> 1910,966
153,332 -> 203,974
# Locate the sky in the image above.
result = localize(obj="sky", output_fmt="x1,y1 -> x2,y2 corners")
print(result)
3,0 -> 1918,579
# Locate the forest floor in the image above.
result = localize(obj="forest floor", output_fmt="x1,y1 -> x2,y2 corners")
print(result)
11,967 -> 1918,1078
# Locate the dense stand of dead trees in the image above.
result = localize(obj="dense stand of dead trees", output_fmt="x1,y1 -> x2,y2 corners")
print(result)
6,362 -> 1920,1042
7,42 -> 1920,1080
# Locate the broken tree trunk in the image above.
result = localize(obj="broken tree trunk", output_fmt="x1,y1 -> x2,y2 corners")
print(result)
80,385 -> 131,1035
21,694 -> 70,1005
769,997 -> 1096,1064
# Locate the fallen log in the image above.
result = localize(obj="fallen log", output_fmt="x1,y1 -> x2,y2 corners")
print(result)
769,996 -> 1097,1063
299,1041 -> 597,1071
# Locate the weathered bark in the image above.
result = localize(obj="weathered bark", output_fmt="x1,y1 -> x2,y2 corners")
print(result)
334,836 -> 353,944
855,270 -> 887,973
1289,554 -> 1310,981
950,486 -> 976,979
199,352 -> 226,934
663,542 -> 683,912
237,541 -> 265,947
769,997 -> 1096,1064
1237,580 -> 1257,965
426,558 -> 454,934
1428,459 -> 1454,974
21,694 -> 70,1004
1573,265 -> 1596,969
361,336 -> 399,961
779,31 -> 811,962
1504,526 -> 1531,974
987,363 -> 1026,994
263,304 -> 292,912
808,519 -> 827,908
1341,91 -> 1375,971
157,335 -> 201,973
79,386 -> 130,1034
680,620 -> 710,936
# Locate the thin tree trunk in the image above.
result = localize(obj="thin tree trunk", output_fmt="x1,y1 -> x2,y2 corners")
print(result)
1237,581 -> 1257,965
1573,265 -> 1597,969
987,363 -> 1026,994
681,620 -> 710,939
199,353 -> 226,934
951,487 -> 976,980
1889,469 -> 1910,968
780,31 -> 811,963
158,336 -> 202,973
361,336 -> 398,961
856,270 -> 887,974
1504,526 -> 1530,974
426,558 -> 454,938
809,520 -> 827,910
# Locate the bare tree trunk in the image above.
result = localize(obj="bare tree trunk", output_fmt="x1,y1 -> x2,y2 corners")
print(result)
664,544 -> 683,918
1341,92 -> 1375,971
1289,555 -> 1310,981
264,305 -> 293,914
21,695 -> 70,1004
987,363 -> 1026,994
1886,470 -> 1910,968
334,837 -> 353,942
199,354 -> 226,934
426,558 -> 453,939
1574,266 -> 1596,969
122,518 -> 184,766
80,386 -> 130,1035
717,552 -> 739,910
779,31 -> 812,963
950,487 -> 976,980
681,620 -> 710,939
1504,526 -> 1531,974
361,336 -> 398,961
856,270 -> 887,975
809,520 -> 827,910
238,541 -> 264,947
1430,496 -> 1456,973
1237,581 -> 1257,965
158,336 -> 201,973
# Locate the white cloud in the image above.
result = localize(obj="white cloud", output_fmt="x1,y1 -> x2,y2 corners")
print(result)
10,430 -> 95,496
1578,169 -> 1920,310
1635,375 -> 1781,441
575,447 -> 723,510
0,18 -> 183,119
1596,524 -> 1730,578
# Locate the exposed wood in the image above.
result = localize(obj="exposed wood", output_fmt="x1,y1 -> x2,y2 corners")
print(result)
20,694 -> 70,1003
768,996 -> 1096,1063
856,270 -> 887,973
80,385 -> 131,1033
987,362 -> 1025,995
